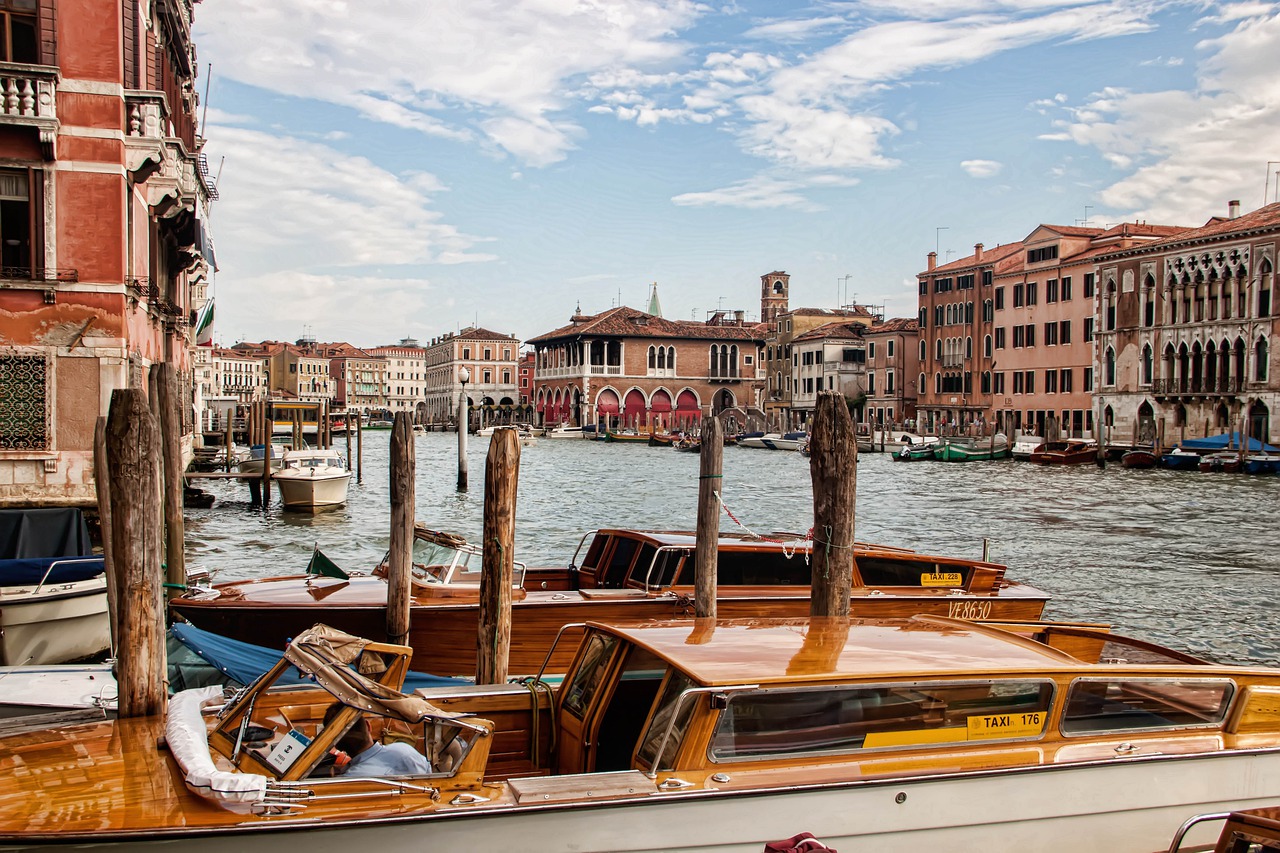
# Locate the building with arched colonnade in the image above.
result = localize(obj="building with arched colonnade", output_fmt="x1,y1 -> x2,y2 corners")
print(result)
527,304 -> 766,431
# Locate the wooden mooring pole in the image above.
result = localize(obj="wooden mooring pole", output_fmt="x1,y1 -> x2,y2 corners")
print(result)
345,412 -> 353,470
93,416 -> 118,653
694,416 -> 723,619
151,363 -> 185,600
387,413 -> 415,646
477,427 -> 520,684
808,391 -> 857,617
105,388 -> 165,717
356,415 -> 363,483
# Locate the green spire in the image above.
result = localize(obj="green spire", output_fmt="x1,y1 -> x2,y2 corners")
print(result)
647,282 -> 663,318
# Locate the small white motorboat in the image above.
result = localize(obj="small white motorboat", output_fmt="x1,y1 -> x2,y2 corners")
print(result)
272,449 -> 352,512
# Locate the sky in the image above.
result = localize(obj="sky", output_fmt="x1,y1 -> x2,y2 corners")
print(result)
193,1 -> 1280,349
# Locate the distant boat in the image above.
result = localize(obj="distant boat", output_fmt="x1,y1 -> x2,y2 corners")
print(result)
934,434 -> 1009,462
1120,447 -> 1158,469
273,449 -> 352,512
542,424 -> 586,439
1028,439 -> 1097,466
894,436 -> 940,461
1198,451 -> 1243,474
1010,434 -> 1043,460
738,431 -> 807,451
1162,447 -> 1202,470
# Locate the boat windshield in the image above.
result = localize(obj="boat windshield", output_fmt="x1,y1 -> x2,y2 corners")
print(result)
635,669 -> 697,770
410,539 -> 526,588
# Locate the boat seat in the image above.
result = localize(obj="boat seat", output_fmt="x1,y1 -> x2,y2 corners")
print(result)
577,588 -> 650,600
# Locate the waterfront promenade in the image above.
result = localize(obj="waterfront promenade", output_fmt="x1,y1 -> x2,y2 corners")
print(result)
185,430 -> 1280,666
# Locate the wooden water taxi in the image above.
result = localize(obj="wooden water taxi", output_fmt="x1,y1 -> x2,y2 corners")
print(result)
1029,438 -> 1097,465
169,526 -> 1049,677
6,617 -> 1280,852
1168,806 -> 1280,852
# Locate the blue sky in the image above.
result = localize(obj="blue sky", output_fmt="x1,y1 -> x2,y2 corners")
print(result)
194,1 -> 1280,348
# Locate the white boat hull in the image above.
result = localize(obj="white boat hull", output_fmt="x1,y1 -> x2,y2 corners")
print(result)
10,744 -> 1273,851
738,435 -> 804,451
0,662 -> 115,717
273,470 -> 352,512
0,575 -> 111,666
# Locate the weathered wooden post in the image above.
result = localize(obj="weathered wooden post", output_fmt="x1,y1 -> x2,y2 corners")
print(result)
223,413 -> 233,473
106,388 -> 166,717
262,423 -> 273,506
477,427 -> 520,684
356,414 -> 363,483
93,416 -> 118,652
152,363 -> 186,600
345,411 -> 353,470
387,412 -> 415,646
1240,402 -> 1252,465
694,416 -> 723,618
808,392 -> 857,617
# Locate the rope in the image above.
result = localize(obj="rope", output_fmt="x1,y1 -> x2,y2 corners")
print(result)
715,493 -> 812,561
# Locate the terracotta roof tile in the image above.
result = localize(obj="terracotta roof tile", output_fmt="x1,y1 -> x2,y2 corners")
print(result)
793,321 -> 866,343
527,305 -> 765,344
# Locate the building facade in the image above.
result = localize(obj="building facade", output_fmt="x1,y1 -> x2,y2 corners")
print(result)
864,318 -> 922,428
528,305 -> 766,431
318,343 -> 386,413
760,271 -> 879,429
0,0 -> 214,506
789,322 -> 867,423
1094,200 -> 1279,446
369,338 -> 427,418
423,328 -> 521,426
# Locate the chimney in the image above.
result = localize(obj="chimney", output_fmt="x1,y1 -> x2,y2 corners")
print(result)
927,251 -> 937,271
734,309 -> 745,325
974,243 -> 984,263
1228,199 -> 1240,219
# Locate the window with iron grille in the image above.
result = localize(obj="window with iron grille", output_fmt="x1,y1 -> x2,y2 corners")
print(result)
0,352 -> 49,450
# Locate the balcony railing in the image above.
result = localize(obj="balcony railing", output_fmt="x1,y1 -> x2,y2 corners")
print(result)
1150,376 -> 1244,395
0,63 -> 57,155
0,266 -> 78,283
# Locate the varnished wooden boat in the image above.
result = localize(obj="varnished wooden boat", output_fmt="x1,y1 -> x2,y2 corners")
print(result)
6,617 -> 1280,852
1169,806 -> 1280,852
1120,448 -> 1158,469
169,527 -> 1050,676
1029,439 -> 1097,465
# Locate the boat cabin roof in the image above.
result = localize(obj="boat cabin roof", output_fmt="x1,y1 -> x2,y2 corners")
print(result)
582,616 -> 1087,687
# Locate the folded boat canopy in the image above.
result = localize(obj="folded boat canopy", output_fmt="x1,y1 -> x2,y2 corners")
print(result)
284,625 -> 473,726
1180,432 -> 1279,452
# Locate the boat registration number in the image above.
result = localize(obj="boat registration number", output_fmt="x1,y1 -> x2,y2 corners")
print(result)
920,572 -> 963,587
967,712 -> 1045,739
265,729 -> 312,773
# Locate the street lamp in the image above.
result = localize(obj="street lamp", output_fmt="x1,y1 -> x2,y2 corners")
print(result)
457,366 -> 470,491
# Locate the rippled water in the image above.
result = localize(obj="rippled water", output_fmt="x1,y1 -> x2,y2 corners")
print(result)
185,430 -> 1280,665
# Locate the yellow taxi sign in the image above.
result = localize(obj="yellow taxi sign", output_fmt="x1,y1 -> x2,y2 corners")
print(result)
921,571 -> 963,587
967,711 -> 1045,740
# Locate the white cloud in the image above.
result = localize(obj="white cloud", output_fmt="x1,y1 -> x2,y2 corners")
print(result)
1049,8 -> 1280,221
961,159 -> 1003,177
671,175 -> 847,210
196,0 -> 703,167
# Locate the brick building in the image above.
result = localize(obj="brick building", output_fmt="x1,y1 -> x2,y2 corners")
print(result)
0,0 -> 214,506
423,327 -> 521,426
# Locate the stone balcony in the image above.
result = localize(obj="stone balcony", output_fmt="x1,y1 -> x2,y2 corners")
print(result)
0,63 -> 57,157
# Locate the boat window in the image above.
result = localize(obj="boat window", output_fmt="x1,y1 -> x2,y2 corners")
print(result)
624,543 -> 659,587
635,669 -> 697,770
709,680 -> 1054,761
593,645 -> 669,772
642,548 -> 684,588
578,533 -> 607,572
410,539 -> 465,585
715,550 -> 810,586
856,557 -> 971,588
561,632 -> 618,719
600,537 -> 639,588
1061,678 -> 1235,736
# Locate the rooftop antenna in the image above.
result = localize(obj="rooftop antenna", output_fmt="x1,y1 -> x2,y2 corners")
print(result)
200,62 -> 211,131
935,226 -> 949,256
1264,161 -> 1280,207
837,274 -> 851,307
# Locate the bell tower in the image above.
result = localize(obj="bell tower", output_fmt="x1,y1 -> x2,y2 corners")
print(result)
760,271 -> 789,325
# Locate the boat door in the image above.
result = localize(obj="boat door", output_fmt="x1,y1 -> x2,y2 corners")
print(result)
556,631 -> 668,775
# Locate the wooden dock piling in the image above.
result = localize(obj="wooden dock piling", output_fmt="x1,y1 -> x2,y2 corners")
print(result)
92,416 -> 118,653
477,427 -> 520,684
808,392 -> 857,618
386,412 -> 415,646
356,416 -> 363,483
345,413 -> 353,471
105,388 -> 166,717
694,416 -> 723,619
152,364 -> 186,599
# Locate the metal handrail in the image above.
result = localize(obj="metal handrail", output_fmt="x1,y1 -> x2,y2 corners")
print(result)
1164,812 -> 1230,853
32,557 -> 103,595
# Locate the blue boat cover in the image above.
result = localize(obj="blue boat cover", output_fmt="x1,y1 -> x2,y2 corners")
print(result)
170,622 -> 468,690
1180,432 -> 1280,453
0,556 -> 105,586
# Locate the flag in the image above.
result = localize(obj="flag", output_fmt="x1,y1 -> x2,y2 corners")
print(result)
305,547 -> 349,580
194,298 -> 215,346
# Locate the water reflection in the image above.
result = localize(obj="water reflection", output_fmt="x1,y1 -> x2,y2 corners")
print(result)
184,430 -> 1280,665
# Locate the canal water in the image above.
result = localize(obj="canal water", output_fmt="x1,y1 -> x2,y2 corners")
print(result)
185,430 -> 1280,666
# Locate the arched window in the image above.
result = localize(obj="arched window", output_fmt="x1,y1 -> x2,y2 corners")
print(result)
934,372 -> 942,394
648,346 -> 656,369
984,334 -> 992,358
965,336 -> 973,359
730,345 -> 739,377
1259,259 -> 1273,317
1105,281 -> 1117,331
667,347 -> 676,372
1105,346 -> 1116,386
936,338 -> 942,361
918,372 -> 925,394
919,340 -> 926,362
1141,345 -> 1153,385
1256,337 -> 1269,381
